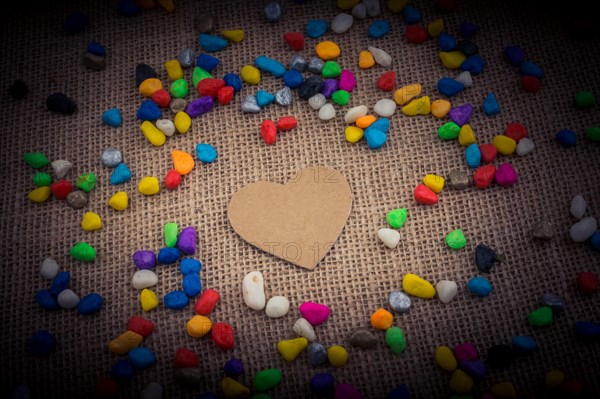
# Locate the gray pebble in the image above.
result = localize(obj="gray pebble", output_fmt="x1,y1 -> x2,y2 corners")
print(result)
289,53 -> 307,72
195,12 -> 214,33
307,342 -> 327,366
178,48 -> 195,68
389,290 -> 411,312
448,169 -> 470,190
275,86 -> 292,106
83,52 -> 106,71
264,1 -> 282,23
349,328 -> 378,349
66,190 -> 87,209
542,293 -> 566,313
173,368 -> 203,386
241,95 -> 261,113
308,57 -> 324,74
532,219 -> 554,240
51,160 -> 72,179
170,98 -> 187,113
101,147 -> 123,168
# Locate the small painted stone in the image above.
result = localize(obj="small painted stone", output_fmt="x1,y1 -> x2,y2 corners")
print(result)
446,229 -> 466,249
157,247 -> 181,264
51,160 -> 72,179
299,302 -> 331,326
371,308 -> 393,330
368,46 -> 392,67
221,377 -> 249,398
223,73 -> 242,92
459,124 -> 476,147
388,290 -> 412,312
66,190 -> 87,209
431,99 -> 451,118
331,13 -> 353,34
198,34 -> 228,52
306,19 -> 328,38
374,99 -> 397,117
82,51 -> 106,70
386,327 -> 406,354
307,342 -> 328,366
532,219 -> 554,240
46,93 -> 77,115
458,40 -> 479,57
349,328 -> 378,349
465,144 -> 481,168
344,105 -> 368,123
29,330 -> 56,356
438,121 -> 460,140
378,228 -> 400,248
70,242 -> 96,262
504,45 -> 524,66
378,71 -> 396,91
310,373 -> 335,396
479,144 -> 497,163
575,321 -> 600,339
102,108 -> 122,127
528,306 -> 553,327
440,51 -> 466,69
359,50 -> 375,69
447,170 -> 470,190
467,276 -> 492,297
436,280 -> 458,303
516,137 -> 535,156
435,346 -> 457,371
521,75 -> 541,92
570,217 -> 597,242
405,24 -> 427,44
475,244 -> 497,273
556,129 -> 577,147
318,103 -> 336,121
449,104 -> 473,126
402,5 -> 421,23
414,184 -> 438,204
352,2 -> 366,18
369,19 -> 390,38
578,271 -> 599,295
275,86 -> 293,106
264,1 -> 282,22
321,79 -> 338,98
256,90 -> 274,108
308,57 -> 325,74
473,165 -> 496,189
438,32 -> 457,51
541,293 -> 566,313
278,337 -> 308,361
327,345 -> 349,367
495,163 -> 518,186
455,71 -> 472,87
293,318 -> 316,342
403,273 -> 435,298
387,208 -> 408,229
164,290 -> 189,310
461,55 -> 485,75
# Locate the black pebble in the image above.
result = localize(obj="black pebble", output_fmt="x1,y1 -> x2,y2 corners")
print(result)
9,80 -> 28,99
487,344 -> 513,368
298,76 -> 323,100
46,93 -> 77,115
475,243 -> 497,273
458,40 -> 479,56
135,63 -> 158,87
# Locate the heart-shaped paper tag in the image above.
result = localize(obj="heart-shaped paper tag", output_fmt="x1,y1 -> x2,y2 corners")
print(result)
228,166 -> 353,270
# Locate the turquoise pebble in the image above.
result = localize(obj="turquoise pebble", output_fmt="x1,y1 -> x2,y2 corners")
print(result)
255,55 -> 286,77
110,163 -> 132,185
482,92 -> 499,116
137,100 -> 161,121
198,34 -> 228,52
306,19 -> 328,38
368,20 -> 390,38
77,293 -> 103,315
157,247 -> 181,264
128,347 -> 156,369
196,54 -> 220,71
519,61 -> 544,78
461,55 -> 485,75
511,335 -> 538,354
369,118 -> 390,132
196,143 -> 217,163
465,144 -> 481,168
164,290 -> 189,309
183,274 -> 202,297
364,129 -> 387,149
438,77 -> 464,97
467,276 -> 492,297
102,107 -> 122,127
256,90 -> 275,108
180,258 -> 202,275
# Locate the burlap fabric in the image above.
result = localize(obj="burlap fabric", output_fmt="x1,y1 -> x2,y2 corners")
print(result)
1,0 -> 599,397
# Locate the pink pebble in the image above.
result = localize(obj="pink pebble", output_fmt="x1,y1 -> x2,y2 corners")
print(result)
495,163 -> 519,186
299,301 -> 331,326
454,342 -> 478,362
335,383 -> 362,399
338,70 -> 356,92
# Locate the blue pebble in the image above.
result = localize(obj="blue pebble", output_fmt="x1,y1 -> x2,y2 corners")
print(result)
157,247 -> 181,264
29,330 -> 56,356
368,20 -> 390,38
437,77 -> 464,97
590,231 -> 600,252
387,383 -> 410,399
482,92 -> 500,116
459,359 -> 486,379
179,48 -> 195,68
575,321 -> 600,339
50,271 -> 70,297
504,45 -> 525,66
35,289 -> 59,311
461,55 -> 485,75
467,276 -> 492,297
136,99 -> 161,121
110,163 -> 132,185
369,118 -> 390,133
77,293 -> 103,315
128,347 -> 156,369
465,144 -> 481,168
223,73 -> 242,92
183,274 -> 202,297
519,61 -> 544,79
87,41 -> 106,57
438,32 -> 457,51
306,19 -> 328,38
364,128 -> 387,149
224,358 -> 244,378
459,21 -> 478,38
196,54 -> 220,72
63,11 -> 88,34
556,129 -> 577,147
164,290 -> 189,310
282,70 -> 304,89
402,5 -> 421,24
511,335 -> 538,354
255,55 -> 286,77
9,385 -> 31,399
116,0 -> 140,17
310,373 -> 335,396
256,90 -> 275,108
111,359 -> 135,380
198,34 -> 228,52
179,258 -> 202,275
197,393 -> 217,399
102,107 -> 122,127
195,143 -> 218,163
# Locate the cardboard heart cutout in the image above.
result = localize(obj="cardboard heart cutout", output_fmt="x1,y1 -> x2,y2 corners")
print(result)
227,166 -> 353,270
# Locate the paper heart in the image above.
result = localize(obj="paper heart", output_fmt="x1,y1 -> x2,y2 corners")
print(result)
227,166 -> 352,270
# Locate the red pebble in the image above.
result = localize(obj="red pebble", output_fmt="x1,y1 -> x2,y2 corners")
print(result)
377,71 -> 397,91
212,322 -> 234,350
560,379 -> 584,395
197,78 -> 225,99
127,315 -> 155,337
95,377 -> 118,397
505,122 -> 528,142
217,86 -> 234,105
51,179 -> 73,200
195,289 -> 221,315
277,116 -> 298,131
260,120 -> 277,145
283,32 -> 305,51
438,0 -> 458,12
414,184 -> 438,205
164,169 -> 181,190
473,165 -> 496,189
173,347 -> 199,368
478,143 -> 497,164
577,271 -> 599,295
521,75 -> 541,93
151,89 -> 171,108
405,25 -> 428,44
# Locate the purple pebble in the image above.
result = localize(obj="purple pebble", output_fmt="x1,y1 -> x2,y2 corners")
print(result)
504,45 -> 525,66
448,104 -> 473,126
186,96 -> 213,118
177,226 -> 197,255
335,383 -> 362,399
321,79 -> 338,98
495,163 -> 518,186
338,70 -> 356,92
133,250 -> 156,269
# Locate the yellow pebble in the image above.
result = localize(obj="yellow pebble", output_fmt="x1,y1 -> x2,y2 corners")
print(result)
137,0 -> 155,9
240,65 -> 260,85
140,121 -> 166,146
435,346 -> 457,371
140,288 -> 158,311
81,211 -> 102,231
458,124 -> 476,146
327,345 -> 349,367
491,382 -> 517,398
345,126 -> 364,143
428,19 -> 444,37
174,111 -> 191,134
221,377 -> 250,399
337,0 -> 359,10
315,41 -> 341,60
164,59 -> 183,81
277,337 -> 308,361
402,273 -> 436,298
402,96 -> 430,116
356,115 -> 376,128
138,176 -> 160,196
449,369 -> 473,393
358,50 -> 375,69
439,51 -> 467,69
492,135 -> 517,155
158,0 -> 174,12
222,29 -> 245,43
187,315 -> 212,338
108,331 -> 143,355
431,99 -> 451,118
545,370 -> 565,389
28,186 -> 51,203
387,0 -> 408,13
393,84 -> 422,105
423,174 -> 445,193
139,78 -> 163,97
108,191 -> 128,211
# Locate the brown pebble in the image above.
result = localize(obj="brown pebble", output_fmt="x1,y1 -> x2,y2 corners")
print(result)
82,52 -> 106,71
349,328 -> 378,349
532,219 -> 554,240
66,190 -> 88,209
448,169 -> 470,190
173,368 -> 203,386
170,98 -> 187,113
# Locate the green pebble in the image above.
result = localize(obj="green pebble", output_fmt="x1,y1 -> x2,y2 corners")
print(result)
528,306 -> 553,327
446,229 -> 466,249
170,79 -> 189,98
192,67 -> 212,87
33,172 -> 52,187
70,242 -> 96,262
438,121 -> 461,140
23,152 -> 49,169
250,395 -> 271,399
331,90 -> 350,106
586,127 -> 600,142
164,222 -> 178,247
385,326 -> 406,354
575,90 -> 596,108
387,208 -> 408,229
254,368 -> 282,392
321,61 -> 341,78
76,173 -> 96,193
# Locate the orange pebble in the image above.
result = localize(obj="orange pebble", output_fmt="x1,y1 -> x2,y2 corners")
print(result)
171,150 -> 195,175
356,115 -> 376,128
370,307 -> 393,330
359,50 -> 375,69
139,78 -> 163,97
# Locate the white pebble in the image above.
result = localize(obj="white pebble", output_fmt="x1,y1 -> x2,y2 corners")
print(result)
140,382 -> 163,399
351,3 -> 366,19
51,160 -> 72,179
570,216 -> 597,242
40,258 -> 59,280
455,71 -> 473,87
363,0 -> 381,16
156,119 -> 175,137
293,318 -> 316,341
570,195 -> 587,219
516,137 -> 535,156
318,103 -> 336,121
367,46 -> 392,67
377,228 -> 400,249
344,105 -> 368,123
331,13 -> 353,34
373,99 -> 397,117
265,296 -> 290,318
242,271 -> 266,310
57,289 -> 80,309
436,280 -> 458,303
132,270 -> 158,290
308,93 -> 326,110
